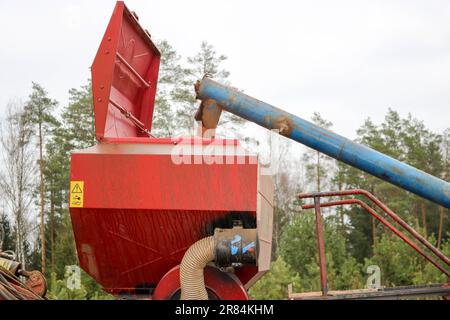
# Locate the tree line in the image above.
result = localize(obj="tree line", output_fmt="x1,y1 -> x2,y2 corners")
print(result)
0,39 -> 448,299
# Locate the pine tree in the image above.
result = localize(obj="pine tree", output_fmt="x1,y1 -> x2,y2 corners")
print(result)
152,40 -> 188,137
302,112 -> 333,192
61,82 -> 95,150
400,114 -> 443,238
437,128 -> 449,248
332,161 -> 349,230
42,80 -> 95,278
176,41 -> 244,134
249,256 -> 302,299
24,83 -> 59,274
44,124 -> 71,275
0,212 -> 14,251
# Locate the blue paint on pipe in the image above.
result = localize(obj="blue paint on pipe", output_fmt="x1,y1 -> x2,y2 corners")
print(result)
196,78 -> 450,208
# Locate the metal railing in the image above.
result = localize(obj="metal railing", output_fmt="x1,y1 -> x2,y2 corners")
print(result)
295,189 -> 450,299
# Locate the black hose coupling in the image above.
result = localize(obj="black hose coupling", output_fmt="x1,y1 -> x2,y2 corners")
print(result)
214,225 -> 257,268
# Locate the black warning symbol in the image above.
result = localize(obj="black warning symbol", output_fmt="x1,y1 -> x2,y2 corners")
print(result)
72,183 -> 83,193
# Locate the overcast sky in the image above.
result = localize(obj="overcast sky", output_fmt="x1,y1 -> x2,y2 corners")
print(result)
1,0 -> 449,139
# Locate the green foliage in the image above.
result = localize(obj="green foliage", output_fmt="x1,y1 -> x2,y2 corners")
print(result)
280,213 -> 364,292
279,213 -> 317,275
335,255 -> 364,289
47,270 -> 113,300
152,40 -> 189,137
249,256 -> 301,299
346,206 -> 373,261
365,233 -> 450,287
0,213 -> 14,251
47,271 -> 87,300
52,211 -> 78,278
151,40 -> 242,136
24,82 -> 59,136
62,82 -> 96,149
364,234 -> 420,286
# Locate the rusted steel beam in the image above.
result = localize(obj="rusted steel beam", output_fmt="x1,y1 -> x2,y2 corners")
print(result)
195,78 -> 450,208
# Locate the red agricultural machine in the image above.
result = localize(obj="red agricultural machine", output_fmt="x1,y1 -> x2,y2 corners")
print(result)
1,1 -> 449,300
69,2 -> 273,300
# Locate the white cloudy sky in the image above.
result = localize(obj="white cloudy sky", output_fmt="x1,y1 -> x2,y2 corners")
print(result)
0,0 -> 449,139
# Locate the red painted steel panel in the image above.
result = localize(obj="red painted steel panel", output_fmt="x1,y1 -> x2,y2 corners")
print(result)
70,152 -> 257,211
91,1 -> 160,141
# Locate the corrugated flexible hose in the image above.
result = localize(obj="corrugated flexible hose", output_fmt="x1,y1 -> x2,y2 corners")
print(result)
180,236 -> 215,300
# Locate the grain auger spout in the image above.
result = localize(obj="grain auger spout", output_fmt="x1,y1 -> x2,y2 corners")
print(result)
195,77 -> 450,209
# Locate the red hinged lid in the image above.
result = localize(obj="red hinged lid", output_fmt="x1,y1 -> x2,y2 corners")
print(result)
91,1 -> 161,141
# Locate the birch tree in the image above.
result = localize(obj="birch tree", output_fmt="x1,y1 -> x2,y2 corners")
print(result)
0,102 -> 36,267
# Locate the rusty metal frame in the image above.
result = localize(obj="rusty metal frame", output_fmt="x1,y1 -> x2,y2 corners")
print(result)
296,189 -> 450,299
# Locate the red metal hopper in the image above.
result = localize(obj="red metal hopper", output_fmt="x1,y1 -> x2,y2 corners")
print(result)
69,1 -> 273,298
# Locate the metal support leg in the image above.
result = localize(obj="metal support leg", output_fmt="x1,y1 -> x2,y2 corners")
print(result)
314,196 -> 328,296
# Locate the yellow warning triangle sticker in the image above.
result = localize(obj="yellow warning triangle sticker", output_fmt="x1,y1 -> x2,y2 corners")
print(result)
70,181 -> 84,208
71,183 -> 83,193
